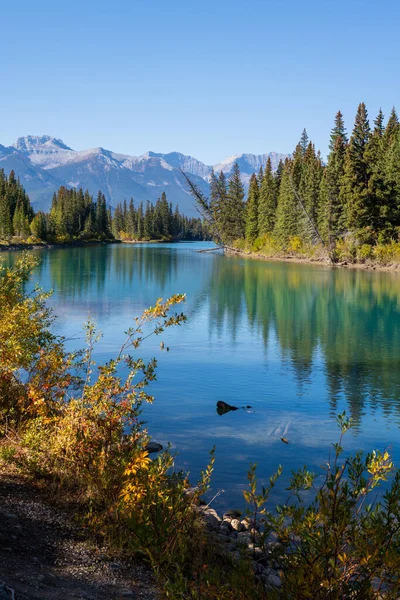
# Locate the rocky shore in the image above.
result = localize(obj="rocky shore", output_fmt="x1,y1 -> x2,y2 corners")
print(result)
196,505 -> 283,591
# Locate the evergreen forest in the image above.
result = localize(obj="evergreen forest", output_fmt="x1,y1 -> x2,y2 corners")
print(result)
0,175 -> 208,244
187,102 -> 400,264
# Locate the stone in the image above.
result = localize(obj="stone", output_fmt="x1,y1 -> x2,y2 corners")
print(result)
201,508 -> 221,529
216,401 -> 239,415
219,523 -> 231,536
251,562 -> 266,575
145,442 -> 163,454
264,571 -> 282,588
240,518 -> 250,530
237,531 -> 252,546
230,519 -> 244,532
223,509 -> 242,520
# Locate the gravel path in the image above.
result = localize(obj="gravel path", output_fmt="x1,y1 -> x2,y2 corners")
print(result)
0,470 -> 160,600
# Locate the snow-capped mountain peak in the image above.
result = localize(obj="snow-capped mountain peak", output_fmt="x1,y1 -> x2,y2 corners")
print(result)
14,135 -> 73,154
1,135 -> 289,215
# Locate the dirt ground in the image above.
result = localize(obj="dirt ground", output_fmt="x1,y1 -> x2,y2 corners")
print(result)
0,470 -> 159,600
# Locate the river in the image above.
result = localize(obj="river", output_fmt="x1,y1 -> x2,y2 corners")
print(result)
9,241 -> 400,511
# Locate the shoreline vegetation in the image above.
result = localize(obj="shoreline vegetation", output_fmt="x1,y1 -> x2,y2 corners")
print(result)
0,171 -> 209,248
1,255 -> 400,599
224,244 -> 400,272
184,102 -> 400,278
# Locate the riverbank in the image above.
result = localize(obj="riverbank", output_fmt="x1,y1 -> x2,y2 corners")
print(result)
0,239 -> 120,252
225,247 -> 400,273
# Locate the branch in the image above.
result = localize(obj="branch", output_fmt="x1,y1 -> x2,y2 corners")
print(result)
289,175 -> 335,264
180,170 -> 223,245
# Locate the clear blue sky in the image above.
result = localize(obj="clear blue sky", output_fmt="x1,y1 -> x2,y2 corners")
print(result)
1,0 -> 399,163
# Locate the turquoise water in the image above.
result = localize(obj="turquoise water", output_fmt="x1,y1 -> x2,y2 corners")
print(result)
10,242 -> 400,511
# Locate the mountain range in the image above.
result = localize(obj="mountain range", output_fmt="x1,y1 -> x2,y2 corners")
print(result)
0,136 -> 287,216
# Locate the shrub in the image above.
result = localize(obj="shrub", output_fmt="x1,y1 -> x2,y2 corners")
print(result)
372,241 -> 400,265
287,235 -> 304,254
357,243 -> 373,262
243,413 -> 400,599
334,237 -> 357,262
251,234 -> 279,256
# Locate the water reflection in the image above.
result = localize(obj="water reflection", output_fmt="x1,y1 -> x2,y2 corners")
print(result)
13,243 -> 400,430
7,242 -> 400,508
209,257 -> 400,427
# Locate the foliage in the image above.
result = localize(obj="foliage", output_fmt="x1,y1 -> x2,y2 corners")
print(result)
243,413 -> 400,599
112,192 -> 209,242
0,175 -> 208,244
183,102 -> 400,264
2,260 -> 400,598
333,237 -> 357,263
372,240 -> 400,264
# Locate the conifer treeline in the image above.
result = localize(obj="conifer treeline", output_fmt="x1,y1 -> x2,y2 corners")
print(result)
112,192 -> 207,241
201,103 -> 400,255
0,173 -> 208,243
0,170 -> 34,238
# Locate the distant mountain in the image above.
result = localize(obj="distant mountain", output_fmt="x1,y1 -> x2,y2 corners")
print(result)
0,136 -> 288,216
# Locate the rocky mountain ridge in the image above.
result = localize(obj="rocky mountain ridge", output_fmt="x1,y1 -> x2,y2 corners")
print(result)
0,136 -> 288,216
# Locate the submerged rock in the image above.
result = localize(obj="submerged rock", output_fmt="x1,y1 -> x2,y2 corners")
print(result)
145,442 -> 163,454
216,401 -> 239,415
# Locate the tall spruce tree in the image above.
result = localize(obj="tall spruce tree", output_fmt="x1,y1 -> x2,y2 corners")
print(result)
245,174 -> 259,243
258,157 -> 277,234
319,111 -> 348,242
226,163 -> 246,241
300,129 -> 309,154
341,102 -> 372,232
274,159 -> 299,246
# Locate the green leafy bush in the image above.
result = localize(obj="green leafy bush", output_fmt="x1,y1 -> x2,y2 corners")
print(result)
357,243 -> 373,262
243,413 -> 400,599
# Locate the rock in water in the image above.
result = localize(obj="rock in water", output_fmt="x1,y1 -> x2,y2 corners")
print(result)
216,401 -> 239,415
145,442 -> 163,453
280,437 -> 289,444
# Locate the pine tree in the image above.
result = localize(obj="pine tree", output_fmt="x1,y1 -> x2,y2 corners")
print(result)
319,111 -> 348,242
363,109 -> 391,234
257,165 -> 264,187
274,159 -> 299,246
134,203 -> 142,238
329,111 -> 348,151
245,174 -> 259,243
383,107 -> 399,145
341,102 -> 372,232
300,129 -> 309,154
383,127 -> 400,230
258,157 -> 277,234
225,163 -> 245,241
302,142 -> 323,226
